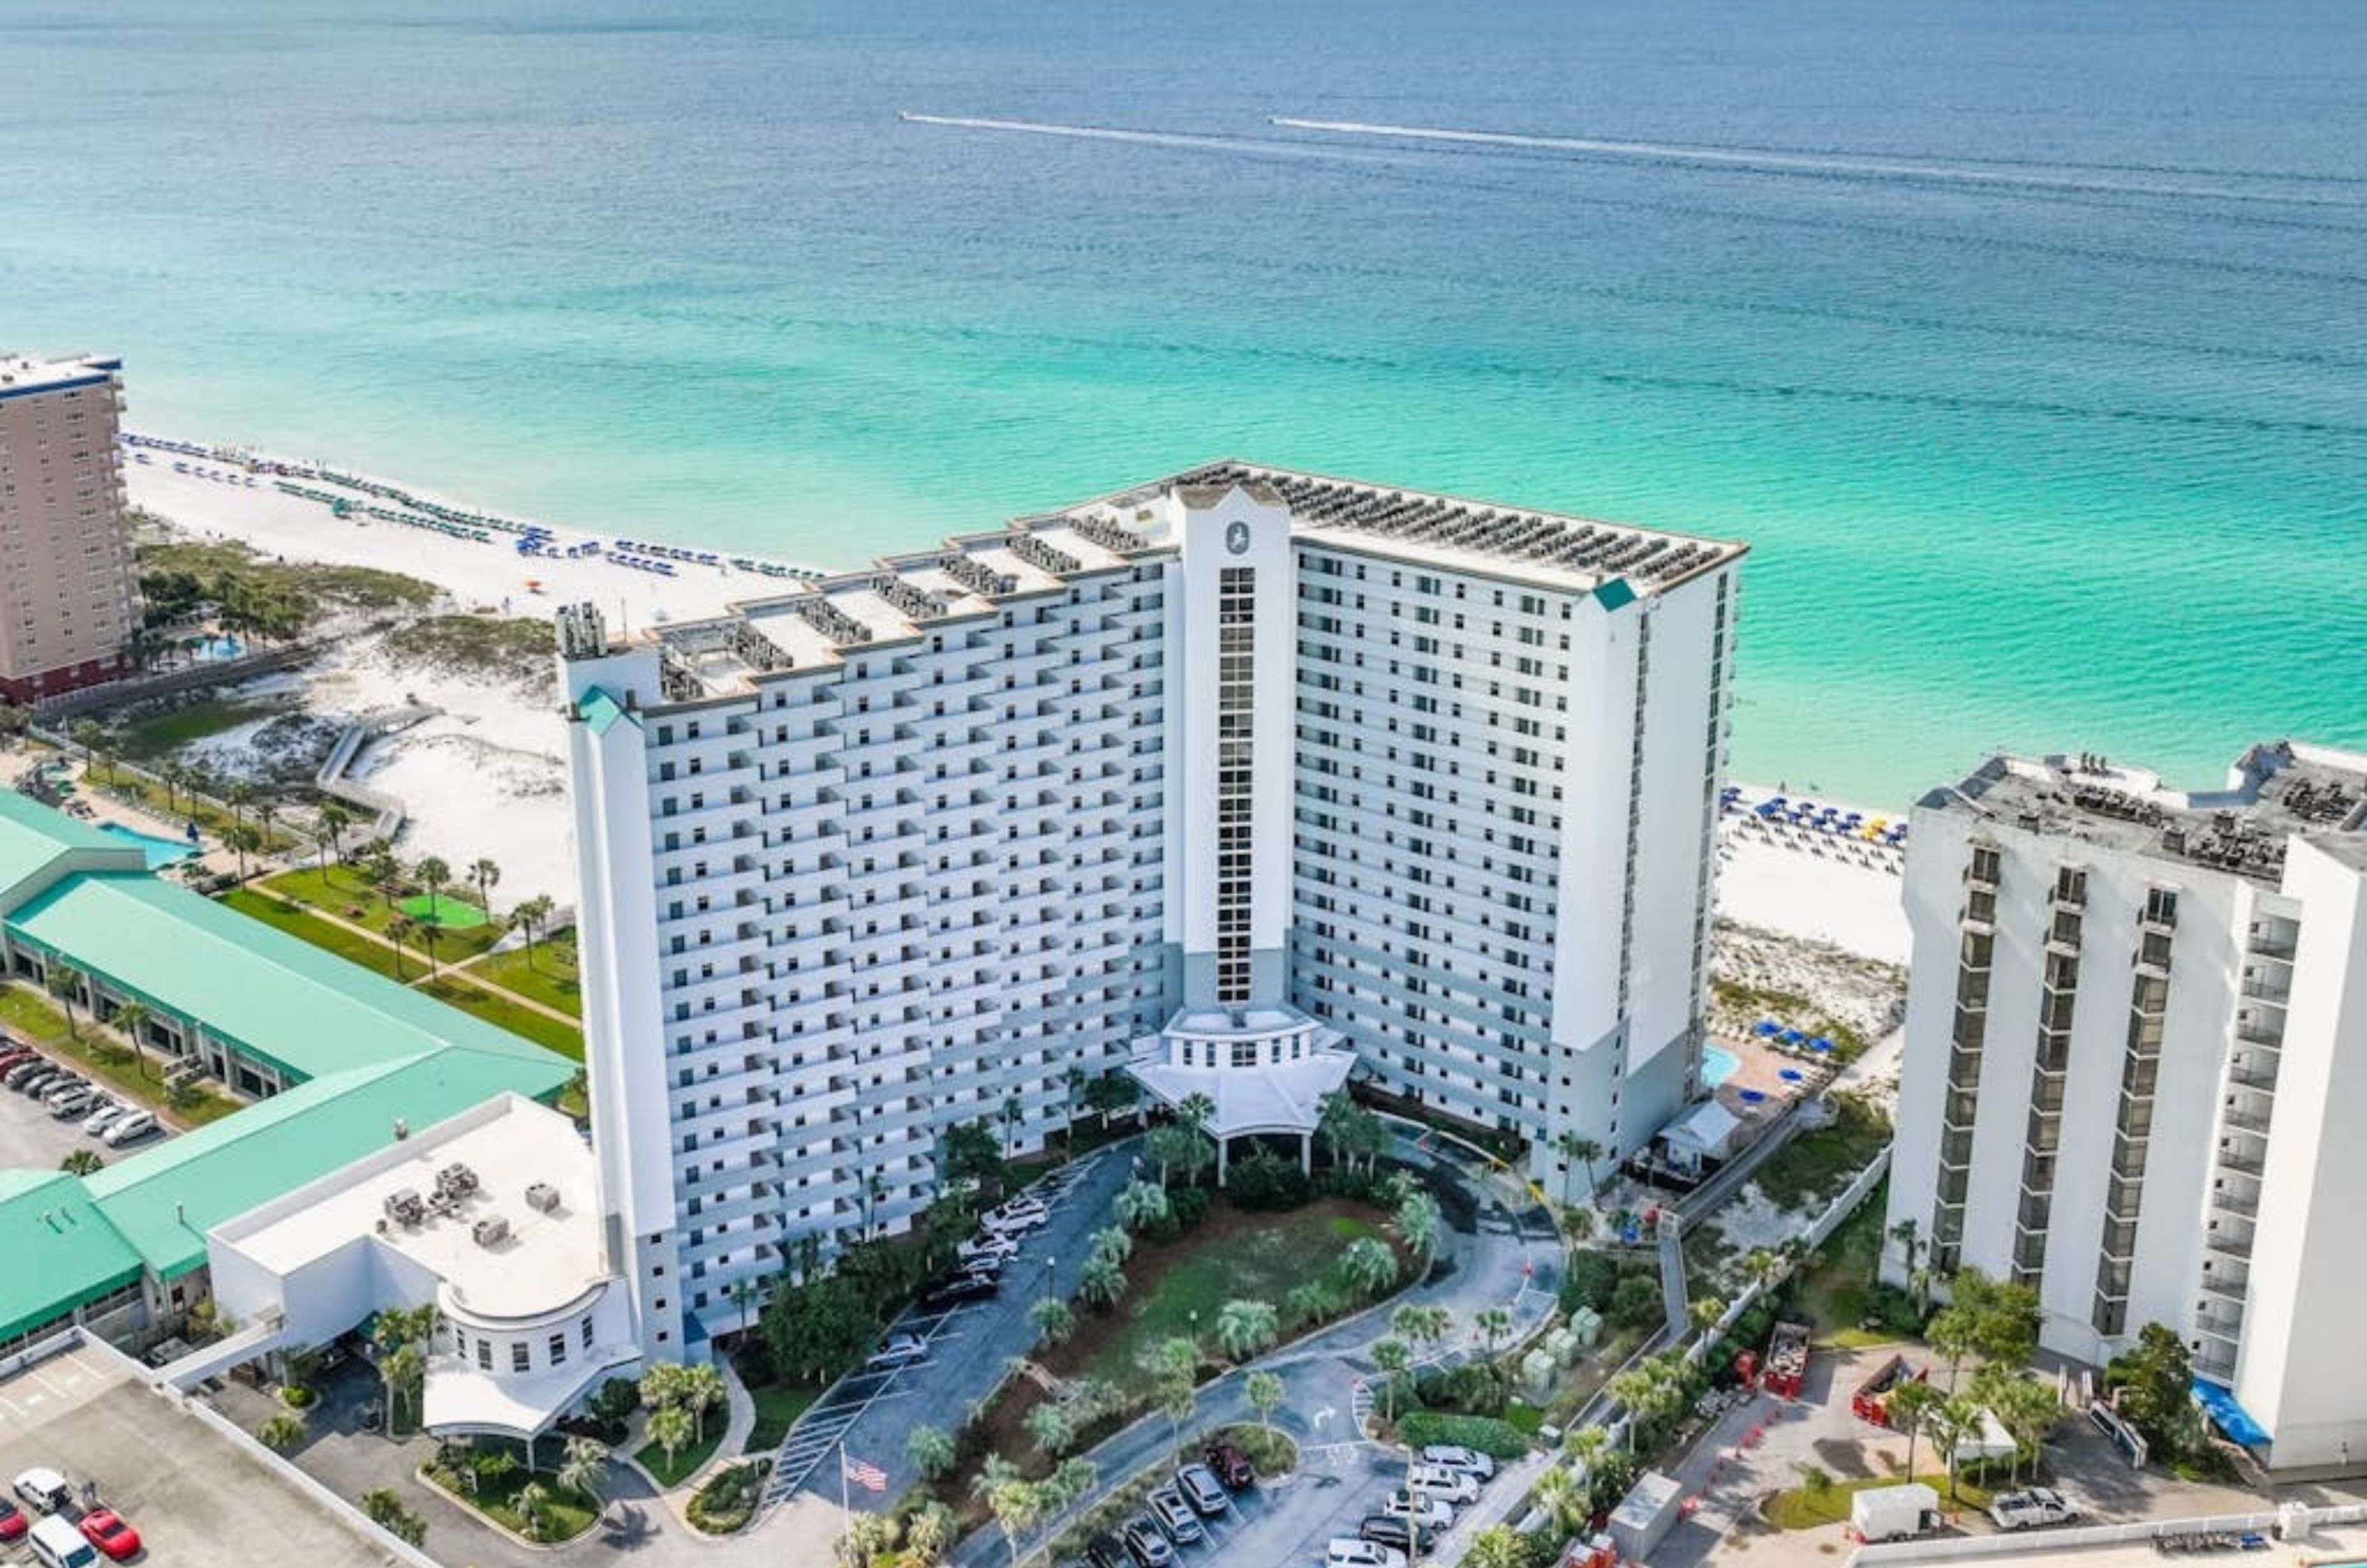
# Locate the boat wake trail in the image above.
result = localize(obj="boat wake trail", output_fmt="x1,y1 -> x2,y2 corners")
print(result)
899,112 -> 1352,163
1268,118 -> 2366,209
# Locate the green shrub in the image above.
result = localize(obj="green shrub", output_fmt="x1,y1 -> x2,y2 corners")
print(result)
1227,1147 -> 1313,1212
1395,1410 -> 1533,1459
1609,1274 -> 1662,1328
1561,1250 -> 1620,1315
1171,1186 -> 1212,1229
689,1459 -> 766,1535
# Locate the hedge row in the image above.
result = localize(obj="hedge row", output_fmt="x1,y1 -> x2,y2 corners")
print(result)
1395,1410 -> 1533,1459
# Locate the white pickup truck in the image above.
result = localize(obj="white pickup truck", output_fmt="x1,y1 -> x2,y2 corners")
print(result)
1987,1488 -> 2082,1531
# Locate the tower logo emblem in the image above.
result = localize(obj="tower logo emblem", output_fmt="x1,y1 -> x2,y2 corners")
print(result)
1225,520 -> 1252,555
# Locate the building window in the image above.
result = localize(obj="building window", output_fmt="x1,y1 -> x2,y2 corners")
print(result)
582,1317 -> 595,1349
549,1333 -> 568,1367
512,1341 -> 531,1373
477,1340 -> 493,1371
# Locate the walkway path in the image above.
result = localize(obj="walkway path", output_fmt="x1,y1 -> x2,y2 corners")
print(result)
262,893 -> 580,1027
945,1132 -> 1564,1567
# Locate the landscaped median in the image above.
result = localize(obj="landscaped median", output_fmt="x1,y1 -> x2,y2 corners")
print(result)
0,979 -> 242,1126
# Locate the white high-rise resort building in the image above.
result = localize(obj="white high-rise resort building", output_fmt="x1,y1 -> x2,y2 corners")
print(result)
561,464 -> 1745,1354
1884,741 -> 2367,1473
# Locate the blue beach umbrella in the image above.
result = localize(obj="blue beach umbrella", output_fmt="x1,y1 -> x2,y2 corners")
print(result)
1779,1027 -> 1806,1046
1780,1067 -> 1806,1083
1739,1088 -> 1768,1104
1809,1038 -> 1834,1054
1753,1020 -> 1780,1037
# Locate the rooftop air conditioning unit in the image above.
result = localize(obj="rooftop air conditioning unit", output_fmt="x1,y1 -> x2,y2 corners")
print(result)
524,1183 -> 561,1214
471,1215 -> 511,1248
384,1189 -> 425,1227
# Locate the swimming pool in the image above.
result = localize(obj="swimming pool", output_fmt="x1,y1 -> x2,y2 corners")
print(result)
1703,1044 -> 1741,1089
98,821 -> 199,868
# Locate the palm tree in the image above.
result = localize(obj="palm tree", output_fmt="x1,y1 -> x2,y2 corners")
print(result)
515,1480 -> 553,1540
1028,1297 -> 1076,1347
1246,1370 -> 1286,1436
985,1478 -> 1047,1568
1088,1225 -> 1132,1268
1215,1299 -> 1280,1362
316,799 -> 353,872
1533,1464 -> 1584,1531
905,1425 -> 956,1481
258,1408 -> 308,1452
1567,1422 -> 1611,1479
69,720 -> 102,778
1079,1254 -> 1127,1308
681,1361 -> 726,1445
1061,1065 -> 1089,1153
60,1149 -> 104,1176
470,856 -> 501,921
416,917 -> 443,979
646,1404 -> 693,1474
1476,1305 -> 1513,1356
372,1302 -> 435,1433
905,1500 -> 956,1565
1286,1280 -> 1335,1331
513,893 -> 555,971
226,780 -> 256,828
1888,1378 -> 1944,1483
1369,1338 -> 1411,1421
1176,1092 -> 1216,1132
1000,1092 -> 1024,1157
1394,1189 -> 1444,1270
96,741 -> 124,787
414,855 -> 451,925
111,1000 -> 153,1078
1340,1236 -> 1399,1300
158,760 -> 191,814
1024,1402 -> 1074,1459
556,1435 -> 610,1503
45,962 -> 84,1039
222,822 -> 262,881
255,800 -> 280,856
1112,1180 -> 1169,1232
386,915 -> 416,980
1556,1130 -> 1604,1203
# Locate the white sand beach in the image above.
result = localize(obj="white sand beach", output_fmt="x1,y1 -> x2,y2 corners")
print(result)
125,447 -> 814,638
1713,784 -> 1913,964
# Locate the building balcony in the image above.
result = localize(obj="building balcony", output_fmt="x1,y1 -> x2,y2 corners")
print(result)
2198,1267 -> 2251,1301
2195,1311 -> 2244,1344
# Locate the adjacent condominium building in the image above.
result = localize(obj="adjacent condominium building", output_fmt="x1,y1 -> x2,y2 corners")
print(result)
564,463 -> 1744,1353
0,353 -> 137,701
1885,741 -> 2367,1472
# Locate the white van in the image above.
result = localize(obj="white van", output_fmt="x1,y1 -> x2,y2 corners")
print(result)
30,1514 -> 100,1568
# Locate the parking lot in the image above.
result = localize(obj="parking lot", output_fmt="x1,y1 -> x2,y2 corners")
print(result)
0,1338 -> 421,1568
763,1146 -> 1138,1513
0,1048 -> 170,1172
1169,1442 -> 1508,1568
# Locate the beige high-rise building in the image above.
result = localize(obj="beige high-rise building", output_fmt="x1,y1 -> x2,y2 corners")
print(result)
0,353 -> 137,703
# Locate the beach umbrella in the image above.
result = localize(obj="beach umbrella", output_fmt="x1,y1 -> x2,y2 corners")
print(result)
1779,1027 -> 1806,1046
1738,1088 -> 1768,1104
1809,1037 -> 1834,1054
1752,1020 -> 1780,1037
1779,1068 -> 1806,1083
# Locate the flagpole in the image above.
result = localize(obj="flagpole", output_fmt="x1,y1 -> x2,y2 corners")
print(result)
839,1438 -> 850,1549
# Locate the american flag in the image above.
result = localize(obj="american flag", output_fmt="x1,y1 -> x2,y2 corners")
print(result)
842,1453 -> 888,1493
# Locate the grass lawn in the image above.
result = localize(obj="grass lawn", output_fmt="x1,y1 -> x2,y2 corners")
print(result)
1752,1092 -> 1894,1212
1764,1469 -> 1993,1530
399,893 -> 488,929
636,1425 -> 725,1487
422,1459 -> 598,1543
222,888 -> 408,976
744,1379 -> 823,1453
112,697 -> 292,761
1060,1199 -> 1392,1398
414,975 -> 584,1059
263,865 -> 505,962
1788,1179 -> 1922,1348
84,769 -> 301,854
465,936 -> 581,1018
0,984 -> 242,1126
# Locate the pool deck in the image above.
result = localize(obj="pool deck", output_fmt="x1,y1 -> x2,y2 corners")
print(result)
1709,1033 -> 1818,1140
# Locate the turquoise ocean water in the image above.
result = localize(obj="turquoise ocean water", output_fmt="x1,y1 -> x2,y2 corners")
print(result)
3,0 -> 2363,803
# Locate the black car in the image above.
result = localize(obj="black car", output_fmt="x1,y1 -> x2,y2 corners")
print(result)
922,1273 -> 999,1308
1084,1532 -> 1130,1568
1359,1516 -> 1417,1551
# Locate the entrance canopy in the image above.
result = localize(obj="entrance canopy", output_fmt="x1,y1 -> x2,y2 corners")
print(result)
1127,1004 -> 1356,1140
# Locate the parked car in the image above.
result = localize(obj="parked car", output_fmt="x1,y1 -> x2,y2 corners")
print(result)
0,1496 -> 27,1541
1404,1465 -> 1479,1504
1201,1439 -> 1255,1490
1326,1539 -> 1407,1568
47,1087 -> 97,1119
14,1066 -> 64,1095
5,1058 -> 53,1089
1988,1488 -> 2081,1531
1146,1484 -> 1204,1544
1357,1515 -> 1416,1552
103,1112 -> 158,1147
1119,1515 -> 1173,1567
1084,1532 -> 1131,1568
27,1515 -> 98,1568
865,1333 -> 930,1371
41,1078 -> 90,1108
1419,1444 -> 1496,1480
77,1510 -> 141,1563
956,1234 -> 1021,1268
0,1048 -> 36,1076
1174,1463 -> 1229,1518
922,1273 -> 999,1308
1381,1490 -> 1453,1530
982,1197 -> 1050,1233
81,1101 -> 132,1137
13,1467 -> 72,1513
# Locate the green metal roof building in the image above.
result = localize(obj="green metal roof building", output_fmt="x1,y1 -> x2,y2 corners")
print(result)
0,791 -> 573,1351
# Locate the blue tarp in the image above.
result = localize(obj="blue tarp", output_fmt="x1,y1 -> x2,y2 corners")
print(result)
2192,1378 -> 2272,1449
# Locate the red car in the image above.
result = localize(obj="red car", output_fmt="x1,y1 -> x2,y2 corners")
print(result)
80,1509 -> 141,1561
0,1497 -> 26,1541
